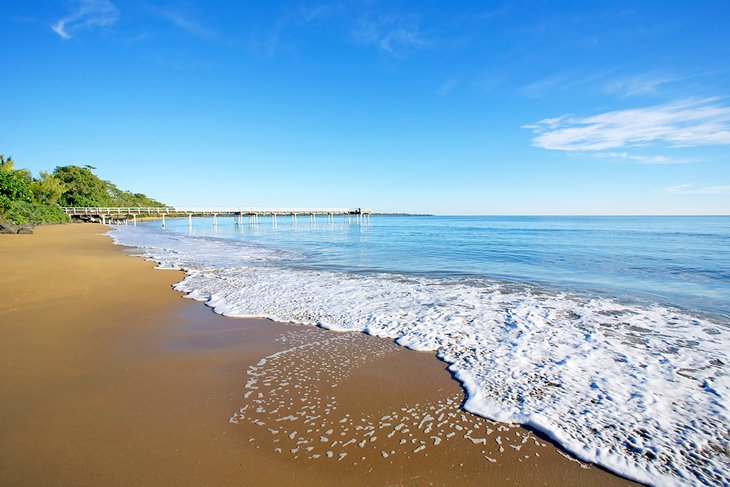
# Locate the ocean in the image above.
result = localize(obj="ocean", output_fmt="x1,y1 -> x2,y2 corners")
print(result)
111,215 -> 729,486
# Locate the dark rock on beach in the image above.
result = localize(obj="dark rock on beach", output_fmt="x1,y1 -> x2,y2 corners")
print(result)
71,215 -> 102,223
0,222 -> 35,234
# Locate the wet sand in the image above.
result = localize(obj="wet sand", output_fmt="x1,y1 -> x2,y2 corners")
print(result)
0,224 -> 638,486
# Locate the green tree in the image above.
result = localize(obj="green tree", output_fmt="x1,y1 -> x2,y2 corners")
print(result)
1,154 -> 15,173
54,165 -> 112,207
0,155 -> 33,211
53,165 -> 165,208
1,158 -> 165,223
31,171 -> 66,205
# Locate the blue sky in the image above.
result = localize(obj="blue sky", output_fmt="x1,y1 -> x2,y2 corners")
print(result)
1,1 -> 729,214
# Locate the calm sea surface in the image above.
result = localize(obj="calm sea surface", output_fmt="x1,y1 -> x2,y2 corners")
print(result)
167,215 -> 729,317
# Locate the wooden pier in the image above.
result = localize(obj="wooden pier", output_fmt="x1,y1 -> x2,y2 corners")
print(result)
61,207 -> 372,226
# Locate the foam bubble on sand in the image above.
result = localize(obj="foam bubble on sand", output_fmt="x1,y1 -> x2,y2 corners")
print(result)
111,226 -> 729,486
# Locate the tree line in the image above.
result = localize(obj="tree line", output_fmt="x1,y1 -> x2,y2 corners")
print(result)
0,155 -> 165,224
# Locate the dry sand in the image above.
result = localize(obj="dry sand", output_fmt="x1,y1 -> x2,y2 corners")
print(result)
0,224 -> 638,486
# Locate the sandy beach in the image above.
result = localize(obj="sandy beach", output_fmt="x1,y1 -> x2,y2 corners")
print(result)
0,224 -> 638,486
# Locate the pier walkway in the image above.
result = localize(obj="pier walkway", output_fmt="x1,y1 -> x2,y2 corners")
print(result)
61,207 -> 372,226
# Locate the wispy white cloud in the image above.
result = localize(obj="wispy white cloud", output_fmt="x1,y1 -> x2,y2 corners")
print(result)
437,78 -> 458,96
351,13 -> 427,58
146,4 -> 216,39
522,115 -> 569,131
52,0 -> 119,39
520,69 -> 614,98
592,152 -> 688,164
249,4 -> 344,58
296,3 -> 341,23
249,5 -> 428,59
605,74 -> 680,97
525,98 -> 730,162
521,74 -> 571,98
605,70 -> 729,98
663,183 -> 730,195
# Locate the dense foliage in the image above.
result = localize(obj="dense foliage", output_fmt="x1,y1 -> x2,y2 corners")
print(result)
0,156 -> 32,210
4,200 -> 70,224
53,165 -> 165,208
0,156 -> 165,224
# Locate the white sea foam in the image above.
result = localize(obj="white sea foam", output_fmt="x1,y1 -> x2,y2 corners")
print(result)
111,226 -> 729,486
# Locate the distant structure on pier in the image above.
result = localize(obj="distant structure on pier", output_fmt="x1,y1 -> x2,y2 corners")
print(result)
61,207 -> 372,226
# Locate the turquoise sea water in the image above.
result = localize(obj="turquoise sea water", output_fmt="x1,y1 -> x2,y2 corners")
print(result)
113,215 -> 729,485
167,215 -> 729,317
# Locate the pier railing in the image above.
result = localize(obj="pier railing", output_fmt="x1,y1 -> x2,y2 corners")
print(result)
61,207 -> 371,216
61,207 -> 372,226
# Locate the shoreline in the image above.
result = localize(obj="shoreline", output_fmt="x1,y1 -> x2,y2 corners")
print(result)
1,224 -> 637,486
